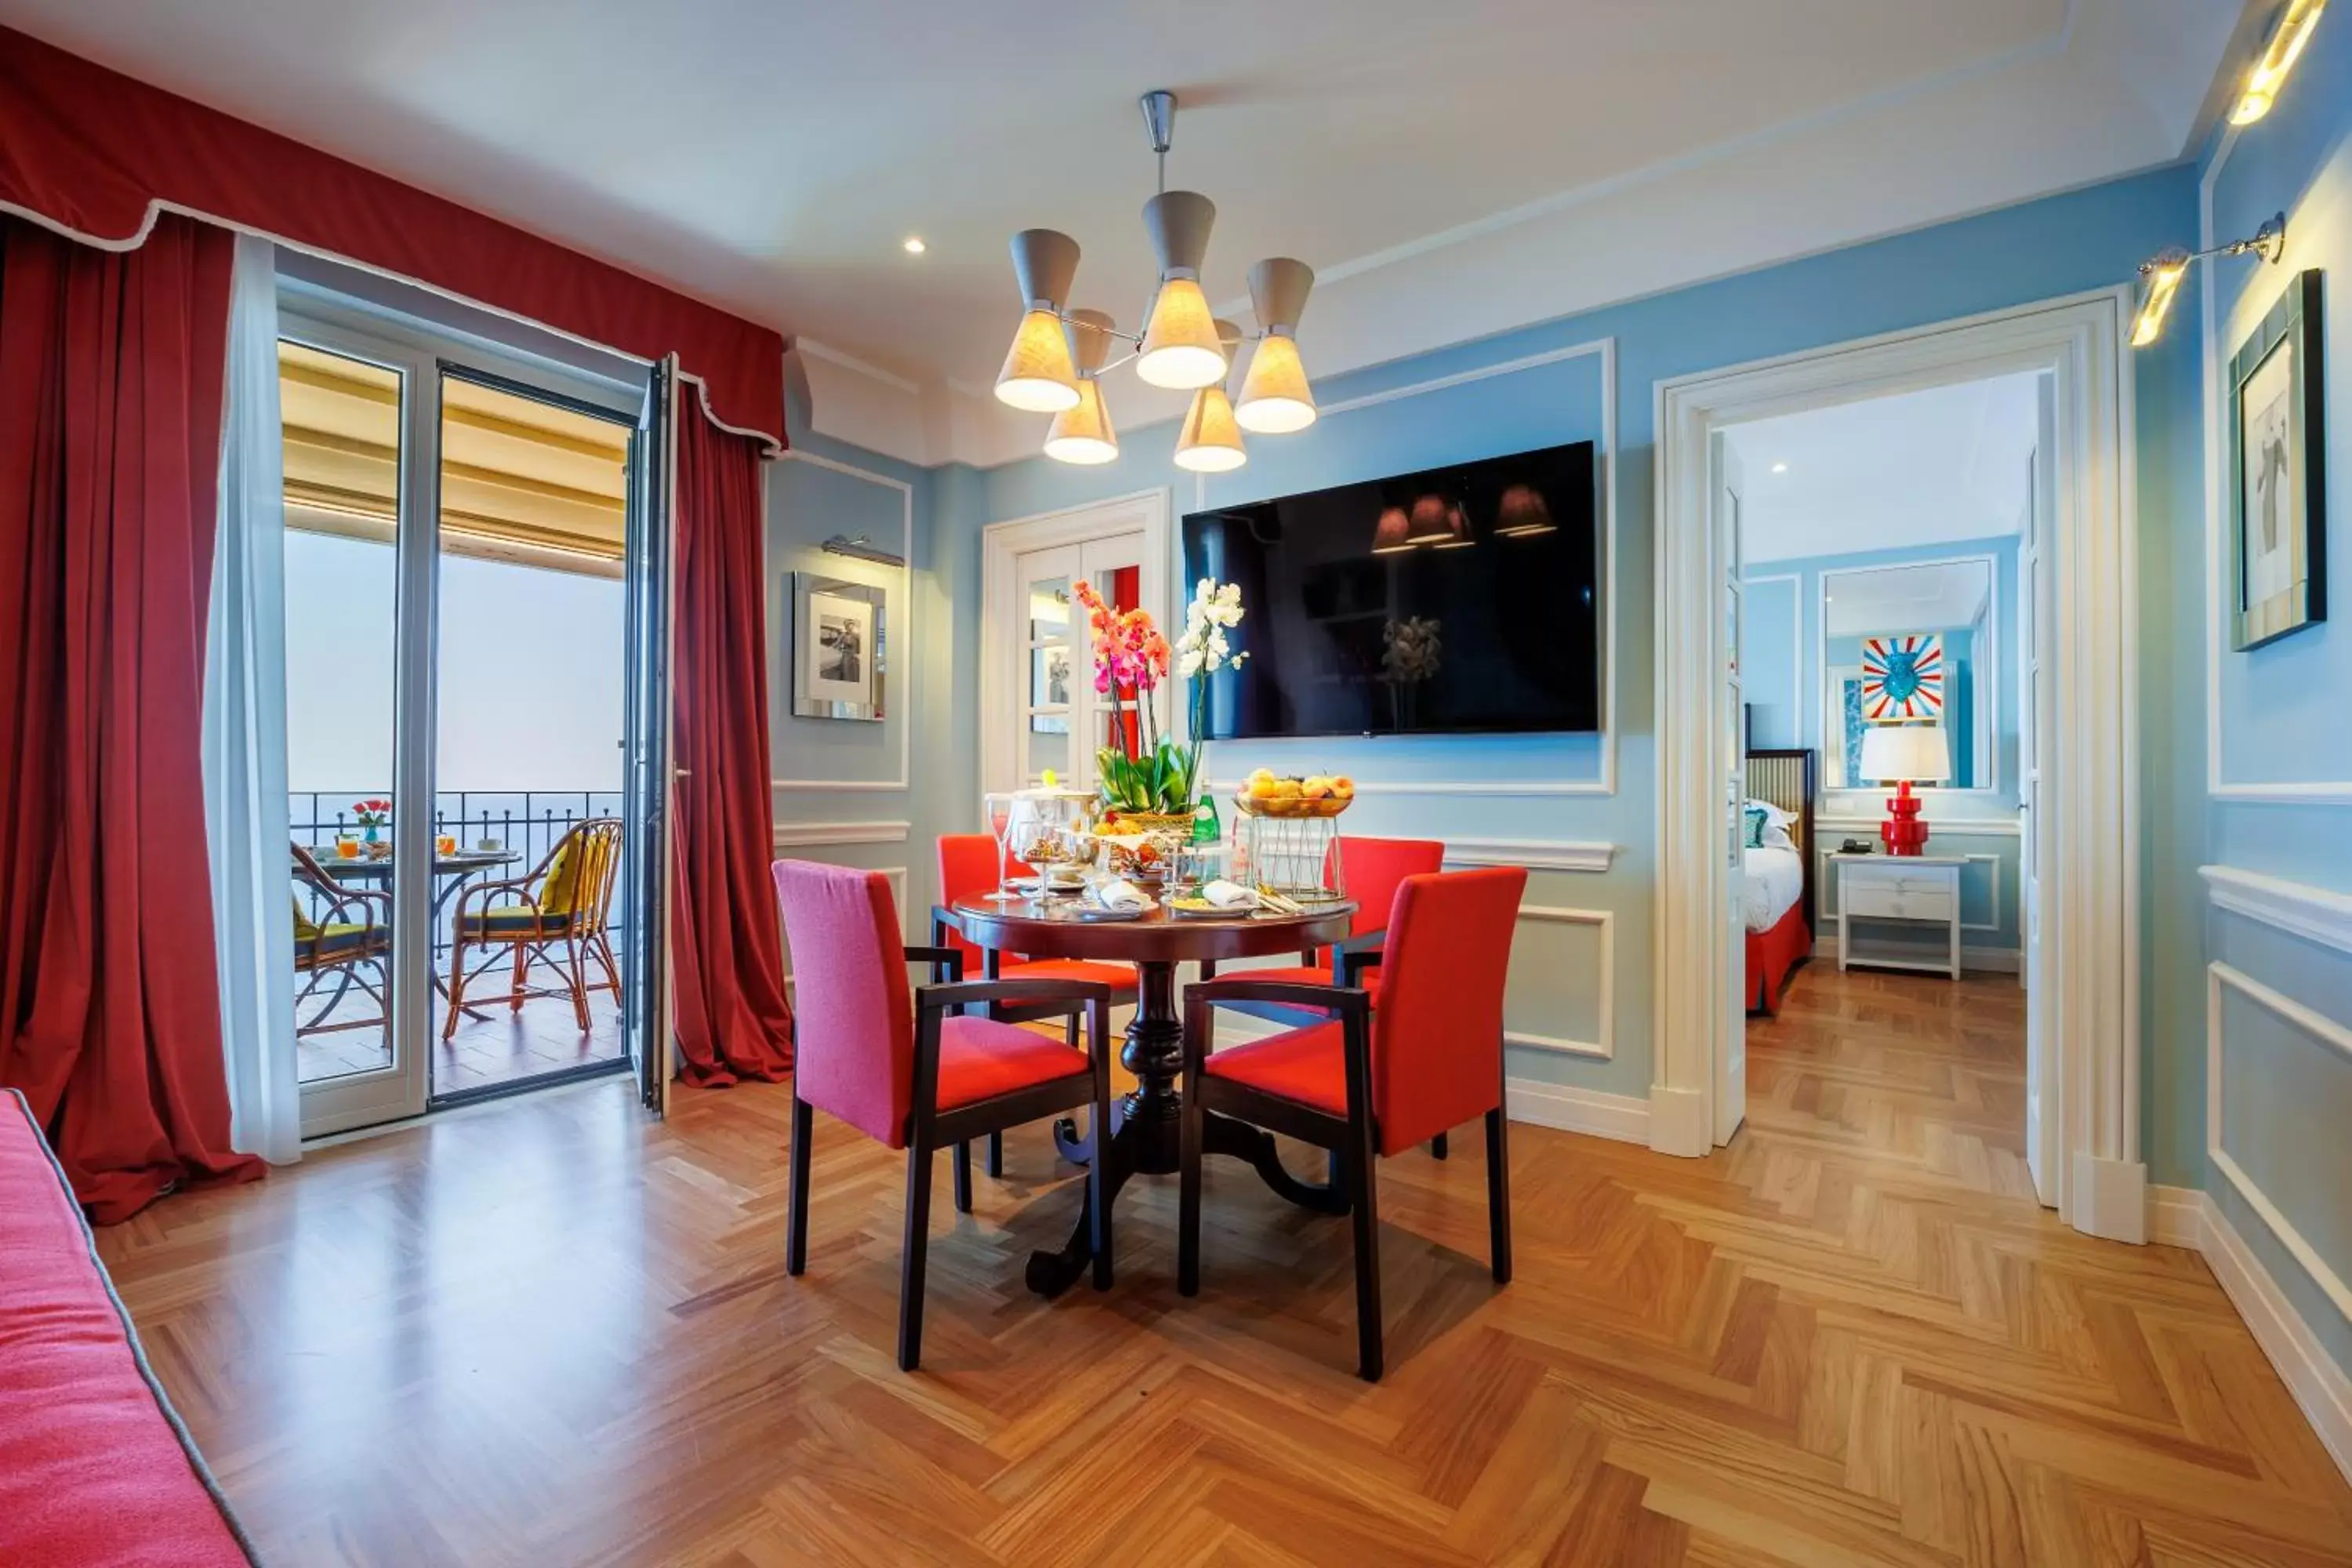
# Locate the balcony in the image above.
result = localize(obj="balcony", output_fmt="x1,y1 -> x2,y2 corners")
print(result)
292,789 -> 629,1096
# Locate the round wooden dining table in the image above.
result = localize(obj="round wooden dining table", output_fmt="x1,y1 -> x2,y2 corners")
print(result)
946,891 -> 1356,1298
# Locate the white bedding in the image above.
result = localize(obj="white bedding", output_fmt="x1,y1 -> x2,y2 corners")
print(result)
1741,844 -> 1805,932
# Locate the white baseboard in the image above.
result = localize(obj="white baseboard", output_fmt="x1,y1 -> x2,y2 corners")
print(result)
1645,1083 -> 1710,1156
1809,937 -> 2021,974
2071,1152 -> 2147,1243
2149,1185 -> 2352,1486
1507,1078 -> 1650,1146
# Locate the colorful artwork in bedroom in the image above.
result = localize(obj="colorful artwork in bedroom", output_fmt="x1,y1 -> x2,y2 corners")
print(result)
1859,633 -> 1944,720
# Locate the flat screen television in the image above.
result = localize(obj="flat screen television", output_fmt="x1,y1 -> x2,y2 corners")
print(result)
1180,441 -> 1600,739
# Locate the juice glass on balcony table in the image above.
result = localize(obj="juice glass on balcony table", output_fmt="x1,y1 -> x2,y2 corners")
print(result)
335,837 -> 361,859
435,834 -> 457,856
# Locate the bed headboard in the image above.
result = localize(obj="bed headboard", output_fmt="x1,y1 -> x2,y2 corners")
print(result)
1744,748 -> 1817,930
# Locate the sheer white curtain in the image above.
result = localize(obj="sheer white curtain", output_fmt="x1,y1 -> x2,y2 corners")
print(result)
204,232 -> 301,1163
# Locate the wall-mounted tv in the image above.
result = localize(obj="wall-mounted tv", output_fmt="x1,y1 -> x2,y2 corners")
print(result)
1180,441 -> 1601,739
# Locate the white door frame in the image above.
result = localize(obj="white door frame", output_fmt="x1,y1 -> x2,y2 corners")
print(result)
978,488 -> 1172,796
1653,287 -> 2144,1243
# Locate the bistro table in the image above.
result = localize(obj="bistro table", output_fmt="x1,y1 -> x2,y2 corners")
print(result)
946,891 -> 1356,1298
310,847 -> 524,1017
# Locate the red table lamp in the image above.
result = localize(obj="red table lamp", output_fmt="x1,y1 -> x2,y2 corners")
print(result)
1860,724 -> 1951,856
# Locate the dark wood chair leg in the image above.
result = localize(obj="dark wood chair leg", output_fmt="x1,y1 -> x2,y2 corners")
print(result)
898,1142 -> 935,1372
986,1130 -> 1004,1178
953,1141 -> 974,1214
786,1094 -> 813,1276
1347,1127 -> 1385,1382
1429,1131 -> 1449,1160
1485,1105 -> 1512,1285
1089,1100 -> 1114,1294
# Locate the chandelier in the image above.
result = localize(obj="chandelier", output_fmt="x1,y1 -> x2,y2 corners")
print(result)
994,89 -> 1318,471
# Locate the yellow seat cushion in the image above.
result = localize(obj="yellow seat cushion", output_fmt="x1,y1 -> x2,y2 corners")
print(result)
294,920 -> 383,959
539,840 -> 582,917
461,905 -> 579,937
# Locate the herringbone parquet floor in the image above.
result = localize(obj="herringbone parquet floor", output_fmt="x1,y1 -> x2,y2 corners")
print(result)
97,965 -> 2352,1565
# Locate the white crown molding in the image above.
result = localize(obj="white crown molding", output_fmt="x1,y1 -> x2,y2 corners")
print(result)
1444,840 -> 1615,874
1504,1078 -> 1648,1147
1210,778 -> 1610,800
2207,961 -> 2352,1324
772,820 -> 912,849
793,336 -> 921,396
769,449 -> 914,793
2202,866 -> 2352,956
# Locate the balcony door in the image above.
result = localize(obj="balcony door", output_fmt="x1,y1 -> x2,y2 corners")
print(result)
281,295 -> 656,1137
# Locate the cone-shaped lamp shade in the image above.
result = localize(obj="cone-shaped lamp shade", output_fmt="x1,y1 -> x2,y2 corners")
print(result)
1235,332 -> 1316,434
1174,386 -> 1247,472
1044,378 -> 1118,465
1406,493 -> 1457,543
996,309 -> 1080,412
1371,506 -> 1414,554
1136,278 -> 1228,390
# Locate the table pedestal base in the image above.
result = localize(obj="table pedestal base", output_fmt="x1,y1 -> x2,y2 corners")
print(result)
1025,960 -> 1346,1298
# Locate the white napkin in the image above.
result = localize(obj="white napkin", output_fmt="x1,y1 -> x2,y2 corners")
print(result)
1200,878 -> 1257,909
1092,878 -> 1149,911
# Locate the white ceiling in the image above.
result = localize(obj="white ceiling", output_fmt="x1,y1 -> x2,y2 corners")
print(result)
1824,559 -> 1993,637
0,0 -> 2246,465
1728,372 -> 2043,562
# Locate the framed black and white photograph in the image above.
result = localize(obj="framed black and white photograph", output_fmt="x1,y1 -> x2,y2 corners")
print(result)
2230,268 -> 2328,651
792,573 -> 887,721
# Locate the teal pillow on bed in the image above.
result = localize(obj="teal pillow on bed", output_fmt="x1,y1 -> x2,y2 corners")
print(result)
1743,804 -> 1769,849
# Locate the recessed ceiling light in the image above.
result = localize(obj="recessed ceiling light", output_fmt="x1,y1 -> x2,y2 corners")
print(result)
902,236 -> 927,255
1770,461 -> 1789,474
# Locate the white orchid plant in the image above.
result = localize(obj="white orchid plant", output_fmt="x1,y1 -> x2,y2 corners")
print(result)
1172,577 -> 1250,808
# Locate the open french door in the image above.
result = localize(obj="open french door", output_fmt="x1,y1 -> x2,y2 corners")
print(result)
622,354 -> 679,1116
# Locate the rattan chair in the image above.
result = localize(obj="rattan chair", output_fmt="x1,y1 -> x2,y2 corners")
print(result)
442,817 -> 624,1038
292,843 -> 393,1039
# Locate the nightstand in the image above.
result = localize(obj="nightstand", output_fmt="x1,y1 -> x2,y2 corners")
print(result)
1831,853 -> 1963,978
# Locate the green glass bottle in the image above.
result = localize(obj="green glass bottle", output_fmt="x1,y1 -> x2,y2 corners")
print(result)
1192,793 -> 1221,844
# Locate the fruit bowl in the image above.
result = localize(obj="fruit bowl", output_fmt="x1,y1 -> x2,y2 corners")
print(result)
1232,772 -> 1356,819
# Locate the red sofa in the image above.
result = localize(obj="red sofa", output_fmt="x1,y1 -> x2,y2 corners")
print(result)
1,1088 -> 256,1567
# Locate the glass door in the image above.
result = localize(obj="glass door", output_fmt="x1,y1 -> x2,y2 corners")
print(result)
283,291 -> 652,1138
281,333 -> 429,1135
622,354 -> 677,1116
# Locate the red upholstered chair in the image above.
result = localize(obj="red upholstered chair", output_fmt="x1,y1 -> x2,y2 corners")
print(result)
1200,834 -> 1453,1152
775,859 -> 1115,1372
1178,866 -> 1526,1381
934,833 -> 1138,1181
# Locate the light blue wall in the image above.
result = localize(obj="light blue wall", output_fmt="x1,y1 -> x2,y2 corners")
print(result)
963,164 -> 2198,1105
2190,10 -> 2352,1370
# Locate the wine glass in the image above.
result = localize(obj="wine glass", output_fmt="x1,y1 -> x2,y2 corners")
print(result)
982,792 -> 1020,902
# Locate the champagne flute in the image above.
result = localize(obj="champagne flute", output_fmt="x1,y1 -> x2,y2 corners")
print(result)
982,792 -> 1019,902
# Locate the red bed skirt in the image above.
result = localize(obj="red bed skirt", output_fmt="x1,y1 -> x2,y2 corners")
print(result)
0,1090 -> 256,1567
1746,901 -> 1812,1015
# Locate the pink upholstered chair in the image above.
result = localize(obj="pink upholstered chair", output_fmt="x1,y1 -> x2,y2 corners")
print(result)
1179,867 -> 1526,1381
775,859 -> 1116,1371
934,833 -> 1138,1181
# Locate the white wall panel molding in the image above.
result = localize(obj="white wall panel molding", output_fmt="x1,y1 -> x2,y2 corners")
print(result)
1446,840 -> 1616,873
1504,906 -> 1614,1061
2206,961 -> 2352,1327
2202,865 -> 2352,957
772,820 -> 912,849
770,448 -> 914,793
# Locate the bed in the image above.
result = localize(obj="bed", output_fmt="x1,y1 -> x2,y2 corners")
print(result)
1743,748 -> 1816,1014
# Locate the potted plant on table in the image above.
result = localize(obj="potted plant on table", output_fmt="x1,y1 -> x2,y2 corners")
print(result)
350,798 -> 393,848
1073,577 -> 1249,838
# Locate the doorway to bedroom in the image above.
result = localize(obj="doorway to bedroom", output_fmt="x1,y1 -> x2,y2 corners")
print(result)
1725,367 -> 2052,1206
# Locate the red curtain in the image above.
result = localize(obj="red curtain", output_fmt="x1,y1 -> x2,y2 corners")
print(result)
0,25 -> 785,448
671,405 -> 794,1085
0,215 -> 262,1221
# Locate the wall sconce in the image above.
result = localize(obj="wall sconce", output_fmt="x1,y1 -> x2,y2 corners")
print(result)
2129,213 -> 2286,347
2233,0 -> 2328,125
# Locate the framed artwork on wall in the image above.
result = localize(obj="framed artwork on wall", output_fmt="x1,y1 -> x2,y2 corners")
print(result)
1860,633 -> 1944,720
792,572 -> 887,721
2229,268 -> 2327,651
